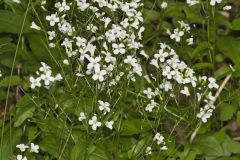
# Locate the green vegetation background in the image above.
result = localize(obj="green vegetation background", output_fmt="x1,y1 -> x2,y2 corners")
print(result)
1,0 -> 240,159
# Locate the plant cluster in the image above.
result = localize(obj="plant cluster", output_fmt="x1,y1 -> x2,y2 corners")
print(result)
0,0 -> 240,159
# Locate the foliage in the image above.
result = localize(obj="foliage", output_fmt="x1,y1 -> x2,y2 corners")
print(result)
0,0 -> 240,160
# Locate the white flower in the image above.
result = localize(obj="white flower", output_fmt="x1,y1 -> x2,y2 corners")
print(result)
54,74 -> 63,81
88,115 -> 101,130
63,59 -> 69,65
105,120 -> 114,130
98,100 -> 110,114
162,66 -> 175,79
150,59 -> 159,68
77,0 -> 90,11
92,68 -> 107,82
161,2 -> 168,9
40,71 -> 55,86
145,100 -> 157,112
186,37 -> 194,45
101,17 -> 111,28
154,133 -> 164,145
197,107 -> 213,123
47,31 -> 56,40
87,57 -> 101,71
143,87 -> 155,99
12,0 -> 21,3
145,146 -> 152,155
87,24 -> 98,33
159,81 -> 172,92
49,43 -> 56,48
55,1 -> 70,12
186,0 -> 199,6
17,155 -> 27,160
30,77 -> 41,89
30,143 -> 39,153
180,86 -> 190,96
170,28 -> 184,42
46,13 -> 60,26
16,144 -> 29,152
160,145 -> 168,150
208,77 -> 219,89
210,0 -> 222,6
197,93 -> 202,102
78,112 -> 86,121
124,56 -> 137,67
39,62 -> 51,73
112,43 -> 126,55
0,70 -> 2,77
30,22 -> 41,30
154,49 -> 168,62
223,5 -> 232,10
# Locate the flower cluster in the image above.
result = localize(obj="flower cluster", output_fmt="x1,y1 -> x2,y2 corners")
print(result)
185,0 -> 223,6
153,133 -> 168,150
145,133 -> 168,155
16,143 -> 39,160
36,0 -> 145,87
79,100 -> 114,131
196,77 -> 218,122
149,43 -> 219,123
26,0 -> 222,156
167,21 -> 193,45
29,62 -> 62,89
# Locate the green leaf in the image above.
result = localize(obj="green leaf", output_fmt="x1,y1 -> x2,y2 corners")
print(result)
222,136 -> 240,154
185,151 -> 196,160
0,10 -> 30,33
217,37 -> 240,69
89,145 -> 112,160
28,35 -> 50,61
192,135 -> 224,156
70,140 -> 87,160
40,136 -> 60,158
120,120 -> 152,136
190,42 -> 210,59
217,103 -> 236,122
214,66 -> 232,80
0,75 -> 22,87
128,138 -> 147,159
214,127 -> 227,144
192,63 -> 213,70
0,126 -> 22,160
14,95 -> 37,127
232,18 -> 240,30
